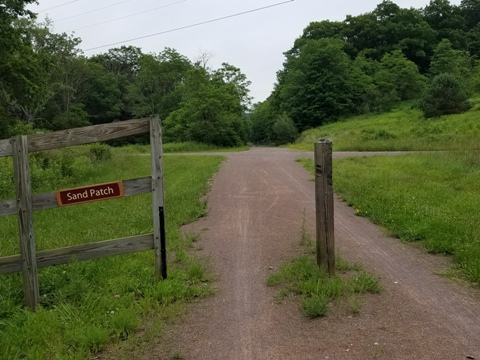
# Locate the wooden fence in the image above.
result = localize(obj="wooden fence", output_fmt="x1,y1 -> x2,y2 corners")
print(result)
0,116 -> 166,309
315,140 -> 335,275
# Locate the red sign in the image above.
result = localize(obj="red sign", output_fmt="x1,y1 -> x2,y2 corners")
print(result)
56,181 -> 125,207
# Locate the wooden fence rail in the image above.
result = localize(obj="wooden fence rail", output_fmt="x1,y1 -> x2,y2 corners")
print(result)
0,116 -> 166,309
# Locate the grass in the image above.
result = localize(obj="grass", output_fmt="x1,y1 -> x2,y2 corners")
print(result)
0,145 -> 224,359
162,142 -> 249,153
299,152 -> 480,285
267,214 -> 381,318
287,99 -> 480,152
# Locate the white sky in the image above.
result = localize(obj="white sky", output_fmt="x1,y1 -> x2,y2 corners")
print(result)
29,0 -> 461,103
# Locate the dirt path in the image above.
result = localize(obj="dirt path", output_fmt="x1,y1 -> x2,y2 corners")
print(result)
151,147 -> 480,359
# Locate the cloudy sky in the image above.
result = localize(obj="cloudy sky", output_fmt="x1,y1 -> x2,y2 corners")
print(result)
29,0 -> 461,103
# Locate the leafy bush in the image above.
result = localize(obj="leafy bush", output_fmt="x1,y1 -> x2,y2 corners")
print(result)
420,73 -> 471,118
89,143 -> 112,162
272,113 -> 299,145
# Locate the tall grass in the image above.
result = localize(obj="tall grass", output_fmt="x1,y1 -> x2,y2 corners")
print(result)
288,100 -> 480,152
0,145 -> 224,359
300,152 -> 480,284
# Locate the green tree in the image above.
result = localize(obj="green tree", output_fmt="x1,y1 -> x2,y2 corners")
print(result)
81,60 -> 123,124
429,39 -> 472,79
272,113 -> 298,145
460,0 -> 480,30
127,48 -> 192,119
164,66 -> 249,146
1,19 -> 82,126
275,38 -> 372,130
212,63 -> 252,111
423,0 -> 466,48
467,23 -> 480,59
89,46 -> 144,121
249,100 -> 277,144
0,0 -> 36,82
420,73 -> 470,118
375,50 -> 426,101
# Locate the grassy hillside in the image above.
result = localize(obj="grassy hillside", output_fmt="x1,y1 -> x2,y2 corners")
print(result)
0,145 -> 224,359
288,99 -> 480,152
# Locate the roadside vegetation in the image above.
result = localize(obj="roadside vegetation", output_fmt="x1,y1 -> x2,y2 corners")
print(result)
298,152 -> 480,285
0,145 -> 224,359
163,142 -> 249,153
249,1 -> 480,146
288,100 -> 480,152
267,215 -> 381,318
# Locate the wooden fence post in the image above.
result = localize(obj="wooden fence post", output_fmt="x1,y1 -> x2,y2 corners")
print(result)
150,116 -> 167,279
12,135 -> 39,309
315,140 -> 335,275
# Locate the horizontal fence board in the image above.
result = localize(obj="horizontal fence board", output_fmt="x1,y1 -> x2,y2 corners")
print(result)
0,234 -> 154,274
0,138 -> 11,158
0,254 -> 21,274
0,118 -> 150,157
0,177 -> 151,217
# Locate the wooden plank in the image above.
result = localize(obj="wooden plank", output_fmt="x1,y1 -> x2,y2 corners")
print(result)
0,177 -> 152,217
12,135 -> 40,309
0,234 -> 154,274
0,138 -> 11,157
0,118 -> 150,157
315,140 -> 335,275
150,116 -> 167,279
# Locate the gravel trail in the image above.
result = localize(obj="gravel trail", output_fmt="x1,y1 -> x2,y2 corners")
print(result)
144,147 -> 480,359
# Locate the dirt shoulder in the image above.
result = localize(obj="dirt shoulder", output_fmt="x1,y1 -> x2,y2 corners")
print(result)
138,148 -> 480,359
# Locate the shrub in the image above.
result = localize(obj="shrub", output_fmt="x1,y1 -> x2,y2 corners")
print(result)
89,143 -> 112,162
272,113 -> 299,145
420,73 -> 471,118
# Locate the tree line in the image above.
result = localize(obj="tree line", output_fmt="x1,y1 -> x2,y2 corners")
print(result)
2,0 -> 480,146
0,1 -> 251,146
251,0 -> 480,145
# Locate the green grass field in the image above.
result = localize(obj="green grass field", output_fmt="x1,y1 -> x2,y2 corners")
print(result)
299,151 -> 480,285
288,100 -> 480,152
0,145 -> 224,359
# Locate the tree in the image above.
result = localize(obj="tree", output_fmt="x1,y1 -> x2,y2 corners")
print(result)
81,60 -> 123,124
423,0 -> 466,48
212,63 -> 252,111
429,39 -> 472,79
164,66 -> 249,146
275,38 -> 372,130
127,49 -> 192,119
460,0 -> 480,30
375,50 -> 426,101
249,100 -> 277,144
420,73 -> 470,118
0,0 -> 36,82
467,23 -> 480,59
90,46 -> 144,121
272,113 -> 298,145
89,46 -> 143,81
1,19 -> 82,126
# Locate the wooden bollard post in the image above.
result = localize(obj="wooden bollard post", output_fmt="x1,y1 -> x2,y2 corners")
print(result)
315,140 -> 335,275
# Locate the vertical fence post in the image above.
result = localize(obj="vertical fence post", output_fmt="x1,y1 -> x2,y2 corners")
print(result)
150,115 -> 167,279
12,135 -> 39,309
315,140 -> 335,276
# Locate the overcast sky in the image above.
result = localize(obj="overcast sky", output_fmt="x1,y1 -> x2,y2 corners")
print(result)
29,0 -> 461,103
